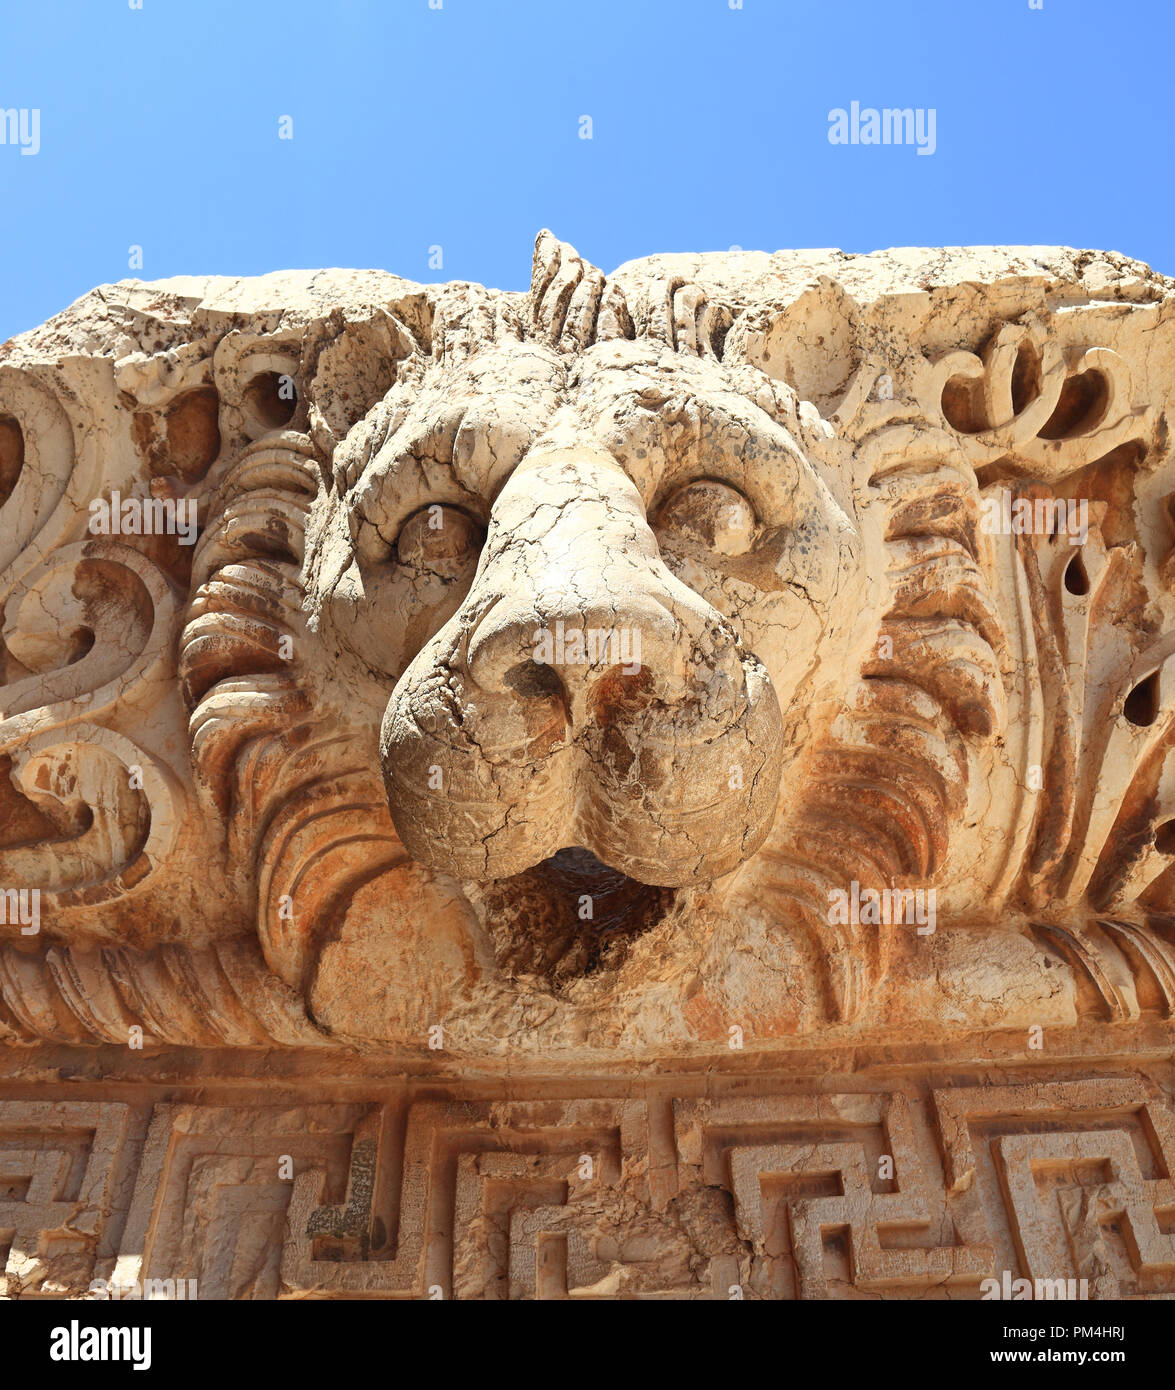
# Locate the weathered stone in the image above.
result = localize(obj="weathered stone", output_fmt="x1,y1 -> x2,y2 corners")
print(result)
2,234 -> 1175,1298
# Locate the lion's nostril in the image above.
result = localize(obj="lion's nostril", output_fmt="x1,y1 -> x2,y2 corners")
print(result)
505,660 -> 563,700
588,664 -> 656,725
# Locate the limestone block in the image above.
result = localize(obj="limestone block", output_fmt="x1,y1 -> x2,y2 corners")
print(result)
3,234 -> 1175,1299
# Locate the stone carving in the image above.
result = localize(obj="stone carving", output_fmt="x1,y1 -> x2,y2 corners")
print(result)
1,237 -> 1174,1052
0,1102 -> 131,1297
2,236 -> 1175,1299
2,235 -> 1173,1052
0,1074 -> 1170,1300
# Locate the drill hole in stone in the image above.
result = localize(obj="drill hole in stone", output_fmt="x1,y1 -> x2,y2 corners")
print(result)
1039,370 -> 1109,440
164,386 -> 221,483
505,660 -> 563,700
1124,670 -> 1161,727
1155,820 -> 1175,856
244,372 -> 297,431
1010,341 -> 1042,415
589,664 -> 656,726
0,414 -> 24,507
940,374 -> 988,434
1064,553 -> 1089,596
67,626 -> 95,666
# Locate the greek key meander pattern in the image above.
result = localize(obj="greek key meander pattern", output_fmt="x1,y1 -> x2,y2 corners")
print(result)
3,1074 -> 1174,1300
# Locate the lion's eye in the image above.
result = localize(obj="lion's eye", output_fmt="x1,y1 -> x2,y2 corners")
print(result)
653,480 -> 757,557
394,505 -> 483,578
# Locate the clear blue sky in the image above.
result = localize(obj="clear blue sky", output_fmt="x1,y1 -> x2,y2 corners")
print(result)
2,0 -> 1171,342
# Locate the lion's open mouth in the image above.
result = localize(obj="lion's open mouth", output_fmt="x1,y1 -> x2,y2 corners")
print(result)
466,847 -> 675,988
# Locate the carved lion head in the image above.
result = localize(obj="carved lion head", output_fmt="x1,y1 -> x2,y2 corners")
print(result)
5,235 -> 1173,1051
176,234 -> 1014,1038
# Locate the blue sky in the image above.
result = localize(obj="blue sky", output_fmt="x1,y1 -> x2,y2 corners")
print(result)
1,0 -> 1171,342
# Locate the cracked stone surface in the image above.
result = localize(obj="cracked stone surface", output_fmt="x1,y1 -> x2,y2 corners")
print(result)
2,233 -> 1175,1056
3,233 -> 1175,1299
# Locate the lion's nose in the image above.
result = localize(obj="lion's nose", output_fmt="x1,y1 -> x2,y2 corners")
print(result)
467,582 -> 685,726
464,449 -> 737,725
